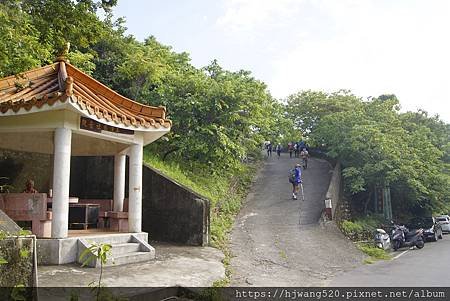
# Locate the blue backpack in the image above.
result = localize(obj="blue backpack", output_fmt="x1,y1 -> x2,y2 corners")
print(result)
289,169 -> 296,183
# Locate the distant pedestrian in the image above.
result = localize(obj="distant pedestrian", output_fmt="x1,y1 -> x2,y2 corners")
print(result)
289,163 -> 302,200
299,141 -> 306,152
266,143 -> 272,157
276,144 -> 282,159
288,142 -> 293,158
294,143 -> 299,158
300,148 -> 309,169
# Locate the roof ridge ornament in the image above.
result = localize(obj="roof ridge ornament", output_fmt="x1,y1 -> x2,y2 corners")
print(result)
55,42 -> 70,63
58,61 -> 68,91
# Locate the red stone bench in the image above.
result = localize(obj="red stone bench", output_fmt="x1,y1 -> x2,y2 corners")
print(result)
0,193 -> 52,238
78,198 -> 129,232
105,211 -> 128,232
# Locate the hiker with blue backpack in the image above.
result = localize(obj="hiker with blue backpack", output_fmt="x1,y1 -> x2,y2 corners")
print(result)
289,163 -> 304,200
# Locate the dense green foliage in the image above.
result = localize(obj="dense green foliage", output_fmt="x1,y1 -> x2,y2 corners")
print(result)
287,90 -> 450,217
1,0 -> 291,173
0,0 -> 115,76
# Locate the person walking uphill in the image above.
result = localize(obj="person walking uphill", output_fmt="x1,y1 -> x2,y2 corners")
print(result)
288,142 -> 293,158
300,148 -> 309,169
276,143 -> 282,159
266,143 -> 273,157
289,163 -> 302,200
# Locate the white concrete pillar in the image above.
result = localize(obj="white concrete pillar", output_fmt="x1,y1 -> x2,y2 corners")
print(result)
128,143 -> 143,232
113,153 -> 126,212
51,128 -> 72,238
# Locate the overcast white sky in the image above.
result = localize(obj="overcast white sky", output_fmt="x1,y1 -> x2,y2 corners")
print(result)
114,0 -> 450,122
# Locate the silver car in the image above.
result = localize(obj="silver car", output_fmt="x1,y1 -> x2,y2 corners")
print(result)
436,215 -> 450,233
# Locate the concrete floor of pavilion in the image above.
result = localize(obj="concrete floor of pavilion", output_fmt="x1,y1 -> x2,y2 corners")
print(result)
37,242 -> 225,298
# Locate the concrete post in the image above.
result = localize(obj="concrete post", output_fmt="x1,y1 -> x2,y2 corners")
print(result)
128,143 -> 143,232
113,153 -> 126,212
325,199 -> 332,220
51,127 -> 72,238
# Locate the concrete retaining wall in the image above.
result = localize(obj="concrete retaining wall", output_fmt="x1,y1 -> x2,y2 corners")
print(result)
142,165 -> 209,246
325,162 -> 342,221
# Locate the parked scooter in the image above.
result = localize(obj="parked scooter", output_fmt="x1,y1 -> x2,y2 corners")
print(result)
374,228 -> 391,250
391,223 -> 424,251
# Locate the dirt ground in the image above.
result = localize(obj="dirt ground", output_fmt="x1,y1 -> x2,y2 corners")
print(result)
230,154 -> 364,286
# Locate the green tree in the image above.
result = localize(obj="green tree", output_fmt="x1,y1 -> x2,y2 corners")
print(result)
286,89 -> 360,136
287,91 -> 449,216
1,0 -> 117,76
0,1 -> 51,76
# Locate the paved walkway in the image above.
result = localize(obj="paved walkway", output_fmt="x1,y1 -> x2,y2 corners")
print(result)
230,154 -> 364,286
38,242 -> 224,288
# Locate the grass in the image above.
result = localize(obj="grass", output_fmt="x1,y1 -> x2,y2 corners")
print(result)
363,258 -> 375,264
356,242 -> 391,264
143,151 -> 260,286
143,153 -> 227,206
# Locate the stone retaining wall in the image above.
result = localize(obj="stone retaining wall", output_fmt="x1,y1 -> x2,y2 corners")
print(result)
0,209 -> 37,288
0,236 -> 37,288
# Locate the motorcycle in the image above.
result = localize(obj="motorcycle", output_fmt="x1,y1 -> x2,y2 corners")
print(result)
374,228 -> 391,250
391,223 -> 425,251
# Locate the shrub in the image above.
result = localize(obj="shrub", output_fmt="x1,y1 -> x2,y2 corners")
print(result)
340,214 -> 386,241
340,220 -> 364,240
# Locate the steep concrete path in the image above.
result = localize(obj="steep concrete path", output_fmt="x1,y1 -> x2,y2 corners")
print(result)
230,154 -> 364,286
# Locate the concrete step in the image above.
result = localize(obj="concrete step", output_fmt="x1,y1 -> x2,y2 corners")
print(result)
78,232 -> 147,245
105,251 -> 154,267
77,233 -> 155,267
110,242 -> 140,256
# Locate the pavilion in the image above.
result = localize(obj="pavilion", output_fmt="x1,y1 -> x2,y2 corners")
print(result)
0,57 -> 171,265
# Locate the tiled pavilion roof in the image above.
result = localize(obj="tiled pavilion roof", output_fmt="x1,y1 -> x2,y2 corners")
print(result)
0,60 -> 171,129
